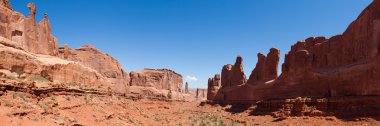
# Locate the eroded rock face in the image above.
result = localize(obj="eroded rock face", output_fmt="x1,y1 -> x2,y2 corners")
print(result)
209,0 -> 380,102
0,2 -> 58,56
196,88 -> 207,99
247,48 -> 280,84
207,74 -> 221,100
0,1 -> 187,101
220,56 -> 247,88
57,45 -> 127,83
1,0 -> 12,10
270,0 -> 380,99
231,56 -> 247,86
129,69 -> 183,92
0,43 -> 106,86
185,82 -> 189,93
221,64 -> 233,87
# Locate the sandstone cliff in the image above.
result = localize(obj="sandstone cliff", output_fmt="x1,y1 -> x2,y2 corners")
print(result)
0,2 -> 58,56
129,69 -> 183,92
271,0 -> 380,99
209,0 -> 380,102
0,1 -> 186,101
207,74 -> 221,100
247,48 -> 280,84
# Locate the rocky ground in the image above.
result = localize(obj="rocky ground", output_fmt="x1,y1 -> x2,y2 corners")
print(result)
0,80 -> 379,126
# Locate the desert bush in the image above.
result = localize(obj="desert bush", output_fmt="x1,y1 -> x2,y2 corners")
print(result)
84,95 -> 91,104
66,82 -> 79,87
190,114 -> 229,126
15,70 -> 24,78
51,96 -> 56,101
42,100 -> 49,113
6,75 -> 16,80
18,93 -> 27,101
21,102 -> 30,109
66,95 -> 72,101
12,93 -> 17,99
27,75 -> 50,82
3,100 -> 13,107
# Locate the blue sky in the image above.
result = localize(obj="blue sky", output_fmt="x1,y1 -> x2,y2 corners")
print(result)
11,0 -> 372,88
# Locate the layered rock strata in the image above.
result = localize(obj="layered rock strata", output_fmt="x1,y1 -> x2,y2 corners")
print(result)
0,1 -> 186,100
129,69 -> 183,92
208,0 -> 380,104
207,74 -> 221,100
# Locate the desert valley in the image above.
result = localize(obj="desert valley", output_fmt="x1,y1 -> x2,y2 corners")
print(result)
1,0 -> 380,125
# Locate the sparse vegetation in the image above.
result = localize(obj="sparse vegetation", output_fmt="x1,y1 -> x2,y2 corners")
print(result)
18,92 -> 27,101
66,95 -> 72,101
27,75 -> 50,82
190,113 -> 230,126
12,93 -> 17,99
6,75 -> 16,80
15,70 -> 24,78
42,100 -> 49,114
21,102 -> 30,109
66,82 -> 79,88
3,100 -> 13,107
85,95 -> 91,104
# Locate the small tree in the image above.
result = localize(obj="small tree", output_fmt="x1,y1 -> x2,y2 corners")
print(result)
15,70 -> 24,78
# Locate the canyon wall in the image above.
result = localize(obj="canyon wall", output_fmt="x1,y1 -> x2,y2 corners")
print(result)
209,0 -> 380,102
129,69 -> 183,92
0,1 -> 185,100
0,2 -> 58,56
207,74 -> 221,100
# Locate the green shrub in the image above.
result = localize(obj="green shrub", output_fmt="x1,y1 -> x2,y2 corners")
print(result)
15,70 -> 24,78
18,93 -> 27,101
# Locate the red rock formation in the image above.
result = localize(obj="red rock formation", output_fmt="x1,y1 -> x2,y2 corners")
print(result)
0,1 -> 187,101
207,74 -> 221,100
63,44 -> 69,59
220,56 -> 247,88
0,2 -> 58,56
221,64 -> 233,87
247,48 -> 280,84
270,0 -> 380,99
129,69 -> 183,92
185,82 -> 189,93
0,43 -> 106,86
196,88 -> 207,99
1,0 -> 12,10
230,56 -> 247,86
209,1 -> 380,102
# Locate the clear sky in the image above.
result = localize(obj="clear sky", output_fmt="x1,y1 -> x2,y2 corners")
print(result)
11,0 -> 372,88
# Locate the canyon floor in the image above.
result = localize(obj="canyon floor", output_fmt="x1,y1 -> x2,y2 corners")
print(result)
0,85 -> 379,126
